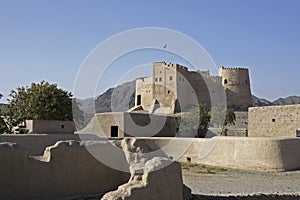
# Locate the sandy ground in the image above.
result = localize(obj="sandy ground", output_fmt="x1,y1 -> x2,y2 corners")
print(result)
182,165 -> 300,197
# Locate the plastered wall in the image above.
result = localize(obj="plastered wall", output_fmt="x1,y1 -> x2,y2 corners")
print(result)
94,112 -> 178,138
0,140 -> 130,200
248,105 -> 300,137
130,137 -> 300,172
26,120 -> 75,134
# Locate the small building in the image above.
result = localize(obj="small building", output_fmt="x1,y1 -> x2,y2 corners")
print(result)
26,120 -> 75,134
248,105 -> 300,137
93,112 -> 178,137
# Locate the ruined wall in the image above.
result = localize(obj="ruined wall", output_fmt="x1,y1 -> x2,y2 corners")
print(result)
248,105 -> 300,137
102,157 -> 185,200
0,137 -> 190,200
0,133 -> 102,155
219,67 -> 252,110
0,140 -> 130,200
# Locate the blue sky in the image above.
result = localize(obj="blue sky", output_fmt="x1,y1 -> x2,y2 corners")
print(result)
0,0 -> 299,102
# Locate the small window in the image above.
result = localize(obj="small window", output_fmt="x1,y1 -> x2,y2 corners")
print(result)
179,77 -> 181,81
187,157 -> 191,163
160,71 -> 162,73
167,90 -> 170,94
272,119 -> 276,122
61,125 -> 64,129
169,76 -> 172,81
155,78 -> 158,82
296,130 -> 300,137
159,77 -> 162,82
224,79 -> 228,84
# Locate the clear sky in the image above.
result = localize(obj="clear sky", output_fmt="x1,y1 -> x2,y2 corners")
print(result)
0,0 -> 299,103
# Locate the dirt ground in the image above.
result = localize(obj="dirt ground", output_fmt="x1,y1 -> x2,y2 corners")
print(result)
182,163 -> 300,199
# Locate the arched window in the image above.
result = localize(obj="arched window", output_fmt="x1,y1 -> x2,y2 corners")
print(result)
224,79 -> 228,84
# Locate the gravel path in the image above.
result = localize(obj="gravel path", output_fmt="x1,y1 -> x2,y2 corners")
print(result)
182,166 -> 300,197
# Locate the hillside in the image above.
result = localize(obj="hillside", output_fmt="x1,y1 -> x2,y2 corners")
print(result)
77,80 -> 300,119
252,95 -> 300,107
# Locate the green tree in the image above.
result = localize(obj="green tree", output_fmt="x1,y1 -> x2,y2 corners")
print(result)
209,106 -> 236,136
5,81 -> 75,132
221,108 -> 236,136
179,104 -> 211,138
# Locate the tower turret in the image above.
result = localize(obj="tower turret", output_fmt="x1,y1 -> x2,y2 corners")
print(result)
219,66 -> 253,110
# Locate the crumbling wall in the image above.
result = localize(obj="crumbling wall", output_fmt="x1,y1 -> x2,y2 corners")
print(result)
0,137 -> 191,200
0,141 -> 130,200
102,157 -> 186,200
0,133 -> 102,155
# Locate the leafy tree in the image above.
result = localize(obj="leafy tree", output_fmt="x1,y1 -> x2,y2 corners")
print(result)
0,117 -> 8,134
5,81 -> 75,131
207,106 -> 237,136
179,104 -> 211,138
220,108 -> 236,136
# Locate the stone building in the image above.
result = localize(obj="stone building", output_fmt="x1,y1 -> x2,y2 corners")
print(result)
92,62 -> 252,137
135,62 -> 252,114
93,112 -> 178,138
248,104 -> 300,137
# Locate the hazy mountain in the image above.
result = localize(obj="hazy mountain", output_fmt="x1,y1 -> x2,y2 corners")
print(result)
252,95 -> 272,107
76,80 -> 136,125
252,95 -> 300,107
272,96 -> 300,105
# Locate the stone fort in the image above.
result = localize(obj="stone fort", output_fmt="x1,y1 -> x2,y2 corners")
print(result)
134,61 -> 252,114
89,62 -> 253,138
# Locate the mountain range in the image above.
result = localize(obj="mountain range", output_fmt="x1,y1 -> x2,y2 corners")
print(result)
77,79 -> 300,117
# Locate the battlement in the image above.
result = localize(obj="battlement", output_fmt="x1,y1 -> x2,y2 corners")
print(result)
154,61 -> 188,71
220,66 -> 249,71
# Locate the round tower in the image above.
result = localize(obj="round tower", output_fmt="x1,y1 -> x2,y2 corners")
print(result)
219,66 -> 253,110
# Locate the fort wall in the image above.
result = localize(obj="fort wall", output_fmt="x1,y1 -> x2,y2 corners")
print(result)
1,135 -> 299,172
248,105 -> 300,137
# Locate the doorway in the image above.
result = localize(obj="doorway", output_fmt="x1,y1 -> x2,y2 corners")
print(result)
111,126 -> 118,137
137,95 -> 141,106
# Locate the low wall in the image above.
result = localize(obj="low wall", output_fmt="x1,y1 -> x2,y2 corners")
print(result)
0,137 -> 189,200
0,135 -> 299,172
130,137 -> 300,171
0,140 -> 130,200
0,134 -> 102,155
